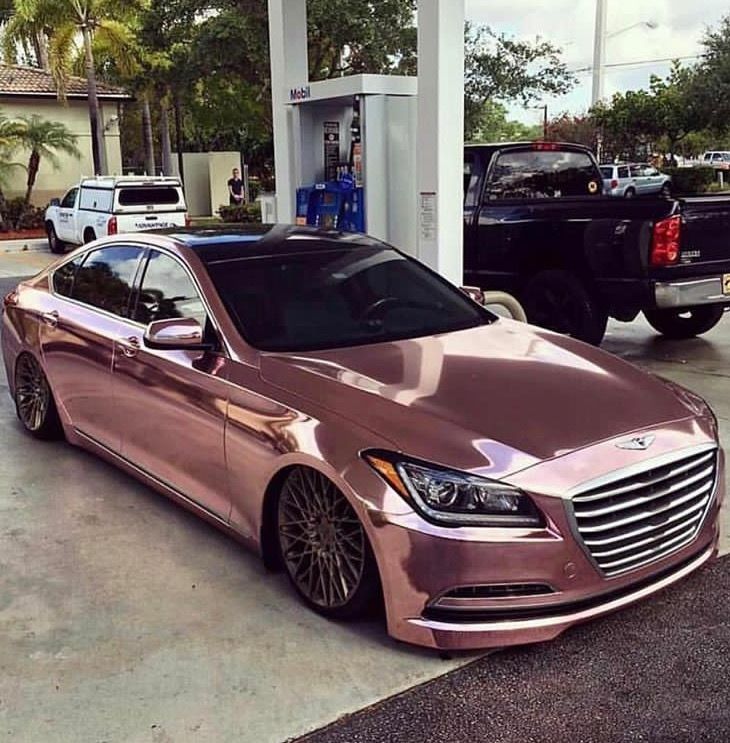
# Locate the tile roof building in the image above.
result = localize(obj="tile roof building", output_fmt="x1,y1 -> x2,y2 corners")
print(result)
0,65 -> 129,203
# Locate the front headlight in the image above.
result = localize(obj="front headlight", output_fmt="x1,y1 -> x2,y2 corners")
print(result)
363,451 -> 544,527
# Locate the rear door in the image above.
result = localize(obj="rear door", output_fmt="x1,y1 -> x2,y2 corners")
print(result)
113,184 -> 187,234
630,165 -> 650,194
56,187 -> 79,242
41,245 -> 146,450
643,166 -> 665,193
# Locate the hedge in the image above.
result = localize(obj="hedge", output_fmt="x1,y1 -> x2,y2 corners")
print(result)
660,166 -> 717,194
218,202 -> 262,223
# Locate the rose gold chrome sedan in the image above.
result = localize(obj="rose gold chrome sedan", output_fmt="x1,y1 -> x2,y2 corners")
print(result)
1,225 -> 724,650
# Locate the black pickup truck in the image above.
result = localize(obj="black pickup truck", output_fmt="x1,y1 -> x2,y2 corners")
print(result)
463,142 -> 730,344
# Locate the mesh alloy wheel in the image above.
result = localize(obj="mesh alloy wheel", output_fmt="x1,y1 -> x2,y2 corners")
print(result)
277,467 -> 375,617
14,354 -> 62,439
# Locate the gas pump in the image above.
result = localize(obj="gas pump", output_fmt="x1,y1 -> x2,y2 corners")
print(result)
296,95 -> 366,232
288,74 -> 418,252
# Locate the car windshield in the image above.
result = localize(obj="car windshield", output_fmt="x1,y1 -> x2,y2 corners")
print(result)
205,243 -> 493,352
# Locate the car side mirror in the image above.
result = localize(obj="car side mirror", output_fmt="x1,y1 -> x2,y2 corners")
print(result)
49,198 -> 60,207
460,285 -> 485,305
143,317 -> 210,350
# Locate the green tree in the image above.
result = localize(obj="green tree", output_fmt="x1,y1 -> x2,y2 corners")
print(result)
694,14 -> 730,131
12,114 -> 79,207
467,100 -> 540,143
464,24 -> 575,140
591,63 -> 708,160
3,0 -> 138,175
0,113 -> 26,226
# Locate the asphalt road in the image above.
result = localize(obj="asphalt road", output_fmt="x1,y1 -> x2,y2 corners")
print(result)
299,556 -> 730,743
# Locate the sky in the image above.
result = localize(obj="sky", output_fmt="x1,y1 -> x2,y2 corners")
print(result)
464,0 -> 728,124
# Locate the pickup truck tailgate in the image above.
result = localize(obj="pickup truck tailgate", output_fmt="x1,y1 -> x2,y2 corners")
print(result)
679,195 -> 730,271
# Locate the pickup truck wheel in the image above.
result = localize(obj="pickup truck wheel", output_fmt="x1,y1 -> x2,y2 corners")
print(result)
83,228 -> 96,244
46,223 -> 65,254
644,306 -> 725,339
522,270 -> 608,345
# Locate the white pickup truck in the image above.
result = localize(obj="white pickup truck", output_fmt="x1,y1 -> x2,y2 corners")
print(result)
44,175 -> 189,253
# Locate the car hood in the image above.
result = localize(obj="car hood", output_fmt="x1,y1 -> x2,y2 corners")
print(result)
259,319 -> 694,477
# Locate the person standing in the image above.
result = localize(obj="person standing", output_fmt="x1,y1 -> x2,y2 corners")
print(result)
228,168 -> 244,205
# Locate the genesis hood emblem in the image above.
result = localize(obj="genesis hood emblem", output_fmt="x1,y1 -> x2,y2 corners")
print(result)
616,434 -> 656,451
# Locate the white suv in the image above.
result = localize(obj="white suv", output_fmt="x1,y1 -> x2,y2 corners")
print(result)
45,176 -> 188,253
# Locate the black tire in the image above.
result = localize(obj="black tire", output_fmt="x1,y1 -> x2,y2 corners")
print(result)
625,187 -> 636,198
644,305 -> 725,339
660,182 -> 672,198
83,228 -> 96,244
14,353 -> 63,440
46,223 -> 65,254
276,466 -> 380,621
522,270 -> 608,345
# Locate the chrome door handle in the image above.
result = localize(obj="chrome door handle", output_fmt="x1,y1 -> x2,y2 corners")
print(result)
117,335 -> 140,358
41,310 -> 59,328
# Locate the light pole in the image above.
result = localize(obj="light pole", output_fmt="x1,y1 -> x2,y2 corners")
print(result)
591,0 -> 607,106
591,0 -> 658,106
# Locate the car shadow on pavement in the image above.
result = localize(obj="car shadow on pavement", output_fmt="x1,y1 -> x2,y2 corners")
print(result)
299,555 -> 730,743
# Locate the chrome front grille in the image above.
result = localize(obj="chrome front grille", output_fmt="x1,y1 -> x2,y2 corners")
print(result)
571,445 -> 717,577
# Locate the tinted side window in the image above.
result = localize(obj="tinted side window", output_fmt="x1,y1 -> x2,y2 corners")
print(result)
61,188 -> 78,209
618,166 -> 629,178
133,250 -> 206,325
485,150 -> 601,200
71,246 -> 143,317
53,256 -> 84,297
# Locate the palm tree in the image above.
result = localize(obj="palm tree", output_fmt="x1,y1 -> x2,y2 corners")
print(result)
3,0 -> 138,175
13,114 -> 80,207
0,114 -> 26,227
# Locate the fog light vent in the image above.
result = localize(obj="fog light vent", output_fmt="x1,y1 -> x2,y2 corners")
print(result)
443,583 -> 554,600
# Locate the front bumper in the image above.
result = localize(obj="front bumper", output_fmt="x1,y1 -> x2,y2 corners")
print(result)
655,276 -> 730,309
355,424 -> 724,651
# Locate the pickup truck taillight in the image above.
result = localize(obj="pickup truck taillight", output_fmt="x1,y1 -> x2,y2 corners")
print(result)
651,215 -> 681,266
107,216 -> 118,235
610,179 -> 618,189
533,141 -> 559,151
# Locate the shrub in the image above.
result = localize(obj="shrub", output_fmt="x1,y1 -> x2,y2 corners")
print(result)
218,202 -> 261,223
660,166 -> 717,194
0,196 -> 46,230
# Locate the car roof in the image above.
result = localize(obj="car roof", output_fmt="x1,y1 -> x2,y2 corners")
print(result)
156,223 -> 387,264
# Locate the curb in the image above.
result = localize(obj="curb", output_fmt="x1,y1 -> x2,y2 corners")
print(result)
0,239 -> 48,254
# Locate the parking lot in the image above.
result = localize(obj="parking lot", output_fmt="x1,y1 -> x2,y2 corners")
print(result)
1,253 -> 728,742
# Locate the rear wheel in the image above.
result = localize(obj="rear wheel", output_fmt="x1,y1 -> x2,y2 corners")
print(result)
46,223 -> 65,254
660,182 -> 672,198
14,354 -> 63,440
522,270 -> 608,345
625,187 -> 636,198
276,467 -> 380,620
83,228 -> 96,244
644,305 -> 725,339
